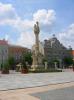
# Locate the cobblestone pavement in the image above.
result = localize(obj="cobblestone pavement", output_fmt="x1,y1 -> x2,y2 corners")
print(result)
0,82 -> 74,100
0,72 -> 74,90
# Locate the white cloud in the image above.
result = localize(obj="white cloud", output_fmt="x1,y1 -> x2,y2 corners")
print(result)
33,9 -> 56,33
17,32 -> 35,48
1,3 -> 74,49
0,3 -> 56,31
16,9 -> 56,47
57,23 -> 74,49
4,34 -> 14,44
5,34 -> 9,41
0,3 -> 13,13
33,9 -> 56,25
0,3 -> 56,48
0,2 -> 18,20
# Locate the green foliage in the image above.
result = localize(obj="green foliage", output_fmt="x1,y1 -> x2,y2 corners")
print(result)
48,59 -> 59,68
22,52 -> 32,67
8,57 -> 15,70
29,68 -> 62,73
8,57 -> 15,66
73,61 -> 74,66
21,61 -> 27,69
52,59 -> 59,63
2,61 -> 9,71
63,57 -> 73,67
16,65 -> 20,72
42,58 -> 47,65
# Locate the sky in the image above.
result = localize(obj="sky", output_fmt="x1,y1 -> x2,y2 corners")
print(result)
0,0 -> 74,49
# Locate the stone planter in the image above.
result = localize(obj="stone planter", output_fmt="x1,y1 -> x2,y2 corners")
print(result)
21,69 -> 28,74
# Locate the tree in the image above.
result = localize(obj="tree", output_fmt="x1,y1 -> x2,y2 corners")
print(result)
8,57 -> 15,70
1,60 -> 10,74
22,52 -> 33,68
63,57 -> 73,67
47,58 -> 60,68
42,58 -> 47,65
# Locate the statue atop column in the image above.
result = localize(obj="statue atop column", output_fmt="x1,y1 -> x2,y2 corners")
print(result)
34,22 -> 40,56
31,22 -> 44,70
34,21 -> 40,35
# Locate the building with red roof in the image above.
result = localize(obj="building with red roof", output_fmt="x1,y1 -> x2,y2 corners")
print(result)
8,45 -> 31,64
0,39 -> 8,45
72,50 -> 74,61
0,39 -> 31,70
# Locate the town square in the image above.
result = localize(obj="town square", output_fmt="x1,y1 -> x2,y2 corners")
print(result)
0,0 -> 74,100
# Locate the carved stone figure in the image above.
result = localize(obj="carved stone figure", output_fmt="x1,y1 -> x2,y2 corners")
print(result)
31,22 -> 44,70
34,21 -> 40,35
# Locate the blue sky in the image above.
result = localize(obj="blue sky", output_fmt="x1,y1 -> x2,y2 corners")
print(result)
0,0 -> 74,49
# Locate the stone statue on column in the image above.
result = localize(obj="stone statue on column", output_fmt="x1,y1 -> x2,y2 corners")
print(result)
34,22 -> 39,57
31,22 -> 44,70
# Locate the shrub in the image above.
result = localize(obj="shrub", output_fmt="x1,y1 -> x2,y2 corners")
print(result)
2,62 -> 9,71
29,68 -> 62,73
2,61 -> 10,74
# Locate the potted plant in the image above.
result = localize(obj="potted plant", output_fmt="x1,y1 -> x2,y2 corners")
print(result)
21,66 -> 28,74
21,62 -> 28,74
1,62 -> 10,74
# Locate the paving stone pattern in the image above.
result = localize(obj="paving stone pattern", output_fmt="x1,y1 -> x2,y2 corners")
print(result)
0,72 -> 74,91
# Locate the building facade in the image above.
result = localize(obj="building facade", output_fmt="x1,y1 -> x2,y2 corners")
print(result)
8,45 -> 31,63
0,39 -> 31,70
44,36 -> 72,68
0,39 -> 8,69
72,50 -> 74,61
